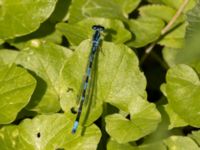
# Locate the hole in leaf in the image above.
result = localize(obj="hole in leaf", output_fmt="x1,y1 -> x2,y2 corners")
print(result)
67,88 -> 74,92
71,107 -> 77,114
56,148 -> 65,150
126,114 -> 131,120
37,132 -> 41,138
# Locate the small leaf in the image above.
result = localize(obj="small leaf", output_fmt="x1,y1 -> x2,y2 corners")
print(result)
16,40 -> 72,113
0,64 -> 36,124
165,64 -> 200,127
0,0 -> 57,40
56,18 -> 131,46
164,136 -> 199,150
105,97 -> 161,143
127,17 -> 164,47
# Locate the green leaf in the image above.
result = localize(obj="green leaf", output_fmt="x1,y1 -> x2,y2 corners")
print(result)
0,0 -> 58,40
189,130 -> 200,146
16,40 -> 72,113
0,64 -> 36,124
164,104 -> 188,129
56,18 -> 131,46
139,5 -> 184,23
105,97 -> 161,143
165,64 -> 200,127
0,125 -> 19,150
160,0 -> 196,12
68,0 -> 141,23
159,23 -> 186,48
83,0 -> 141,21
0,113 -> 101,150
164,136 -> 199,150
127,17 -> 164,47
9,21 -> 63,49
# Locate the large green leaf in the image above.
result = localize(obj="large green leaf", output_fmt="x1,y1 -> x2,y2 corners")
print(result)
164,136 -> 199,150
68,0 -> 141,23
0,64 -> 36,124
56,18 -> 131,46
0,0 -> 57,40
0,114 -> 101,150
165,64 -> 200,127
61,40 -> 148,130
16,40 -> 72,113
105,97 -> 161,143
127,17 -> 164,47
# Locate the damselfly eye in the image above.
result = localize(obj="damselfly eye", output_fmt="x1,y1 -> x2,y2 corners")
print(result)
92,25 -> 105,31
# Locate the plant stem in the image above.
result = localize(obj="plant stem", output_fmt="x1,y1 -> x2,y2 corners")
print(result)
140,0 -> 190,65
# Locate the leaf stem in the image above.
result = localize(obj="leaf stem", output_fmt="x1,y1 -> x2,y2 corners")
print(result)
140,0 -> 190,65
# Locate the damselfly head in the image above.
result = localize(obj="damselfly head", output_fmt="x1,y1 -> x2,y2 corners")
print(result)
92,25 -> 104,31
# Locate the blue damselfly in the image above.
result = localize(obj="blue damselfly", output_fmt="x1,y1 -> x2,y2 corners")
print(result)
72,25 -> 104,134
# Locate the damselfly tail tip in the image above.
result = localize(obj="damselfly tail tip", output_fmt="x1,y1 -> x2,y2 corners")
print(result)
92,25 -> 104,31
71,128 -> 77,134
71,121 -> 79,134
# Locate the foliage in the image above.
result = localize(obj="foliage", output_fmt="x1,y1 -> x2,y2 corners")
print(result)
0,0 -> 200,149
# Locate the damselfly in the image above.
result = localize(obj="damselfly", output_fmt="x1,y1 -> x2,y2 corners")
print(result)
72,25 -> 104,134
